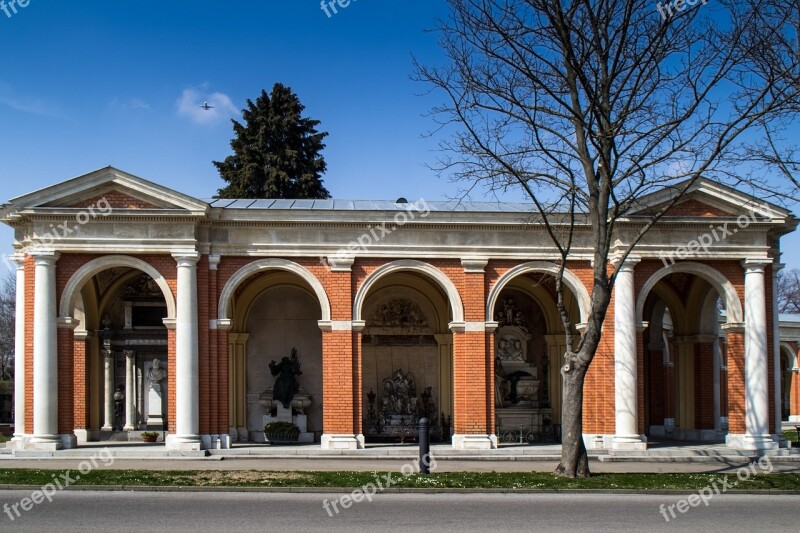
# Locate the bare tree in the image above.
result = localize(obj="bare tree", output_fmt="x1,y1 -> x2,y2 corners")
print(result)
778,268 -> 800,314
417,0 -> 800,477
0,272 -> 14,381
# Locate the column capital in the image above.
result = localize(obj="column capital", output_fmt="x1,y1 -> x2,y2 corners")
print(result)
611,254 -> 641,272
741,258 -> 773,272
461,257 -> 489,273
326,256 -> 354,272
208,254 -> 221,271
317,320 -> 361,332
29,249 -> 60,265
56,317 -> 79,330
10,252 -> 26,269
209,318 -> 232,331
172,251 -> 201,265
124,349 -> 136,358
772,262 -> 785,273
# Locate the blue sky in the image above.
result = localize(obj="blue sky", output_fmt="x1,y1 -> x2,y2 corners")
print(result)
0,1 -> 798,269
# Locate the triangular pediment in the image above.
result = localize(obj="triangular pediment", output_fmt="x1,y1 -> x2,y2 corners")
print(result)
7,167 -> 209,214
629,178 -> 791,221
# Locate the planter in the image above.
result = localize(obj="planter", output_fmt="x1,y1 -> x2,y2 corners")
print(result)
265,433 -> 300,445
141,434 -> 158,443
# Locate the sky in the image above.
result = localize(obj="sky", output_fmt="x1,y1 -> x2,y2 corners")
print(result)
0,0 -> 798,270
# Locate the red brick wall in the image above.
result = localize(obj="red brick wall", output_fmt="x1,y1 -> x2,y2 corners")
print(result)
664,199 -> 731,217
321,331 -> 355,433
73,338 -> 89,430
19,246 -> 775,443
727,331 -> 746,434
57,328 -> 74,434
69,191 -> 159,210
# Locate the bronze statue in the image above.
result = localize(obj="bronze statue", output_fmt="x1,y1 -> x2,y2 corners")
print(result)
269,347 -> 302,409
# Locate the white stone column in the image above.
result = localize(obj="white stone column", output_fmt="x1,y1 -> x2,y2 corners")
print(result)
30,251 -> 61,450
612,257 -> 647,451
10,254 -> 26,445
169,252 -> 201,450
741,259 -> 777,450
712,337 -> 722,432
101,347 -> 114,431
124,350 -> 136,430
772,262 -> 785,444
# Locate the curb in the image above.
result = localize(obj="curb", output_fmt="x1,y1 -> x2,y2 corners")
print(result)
0,484 -> 798,495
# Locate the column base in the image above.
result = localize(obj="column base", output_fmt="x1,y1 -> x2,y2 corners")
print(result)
199,434 -> 232,450
451,434 -> 497,450
165,434 -> 202,451
6,435 -> 29,450
74,429 -> 102,444
789,415 -> 800,423
28,435 -> 63,451
321,434 -> 363,450
726,433 -> 779,451
582,434 -> 614,450
59,433 -> 78,449
611,434 -> 648,451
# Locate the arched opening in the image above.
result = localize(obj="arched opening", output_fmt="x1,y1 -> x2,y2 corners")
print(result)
490,273 -> 580,445
359,272 -> 454,444
638,266 -> 738,443
224,267 -> 325,444
67,265 -> 171,443
780,345 -> 793,422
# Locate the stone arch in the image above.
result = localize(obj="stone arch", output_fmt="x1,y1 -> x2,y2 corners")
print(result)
353,260 -> 464,324
635,262 -> 743,324
218,258 -> 331,322
59,255 -> 176,321
485,262 -> 591,324
780,342 -> 798,369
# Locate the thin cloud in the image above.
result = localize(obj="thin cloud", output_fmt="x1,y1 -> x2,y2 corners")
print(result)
176,88 -> 237,124
124,98 -> 151,111
110,97 -> 151,111
0,82 -> 59,116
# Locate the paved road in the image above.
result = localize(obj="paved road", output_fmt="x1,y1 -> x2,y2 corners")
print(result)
0,491 -> 798,532
2,457 -> 799,473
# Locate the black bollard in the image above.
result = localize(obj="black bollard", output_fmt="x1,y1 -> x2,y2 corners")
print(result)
419,417 -> 431,474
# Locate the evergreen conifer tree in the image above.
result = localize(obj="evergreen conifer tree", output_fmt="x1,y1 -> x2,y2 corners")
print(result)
215,84 -> 331,199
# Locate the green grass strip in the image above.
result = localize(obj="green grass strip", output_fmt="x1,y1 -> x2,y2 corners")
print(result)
0,469 -> 797,491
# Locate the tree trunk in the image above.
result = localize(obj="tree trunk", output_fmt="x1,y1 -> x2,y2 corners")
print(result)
555,358 -> 590,478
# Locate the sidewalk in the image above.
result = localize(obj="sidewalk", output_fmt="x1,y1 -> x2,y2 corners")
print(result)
2,441 -> 799,473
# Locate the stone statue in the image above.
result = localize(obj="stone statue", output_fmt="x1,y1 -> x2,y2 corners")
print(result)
494,357 -> 510,407
147,358 -> 166,390
381,369 -> 416,415
269,348 -> 302,409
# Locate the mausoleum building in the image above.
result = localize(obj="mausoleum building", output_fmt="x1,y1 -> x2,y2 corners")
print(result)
2,167 -> 798,451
